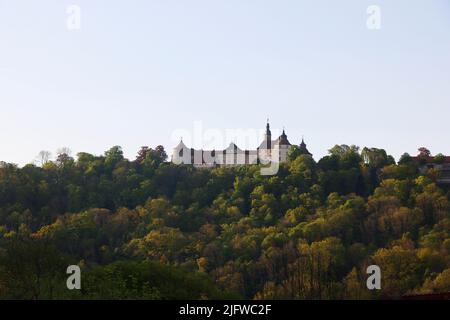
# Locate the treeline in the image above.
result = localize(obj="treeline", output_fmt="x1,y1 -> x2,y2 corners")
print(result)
0,145 -> 449,299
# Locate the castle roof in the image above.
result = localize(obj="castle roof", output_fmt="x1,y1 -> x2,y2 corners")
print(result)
273,129 -> 291,146
225,142 -> 242,152
174,139 -> 187,150
298,138 -> 312,156
173,122 -> 306,157
258,139 -> 277,149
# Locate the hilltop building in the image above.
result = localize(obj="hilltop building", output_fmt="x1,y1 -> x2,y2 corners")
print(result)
172,121 -> 311,167
412,152 -> 450,184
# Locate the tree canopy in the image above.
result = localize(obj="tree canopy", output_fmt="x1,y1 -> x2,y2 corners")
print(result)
0,144 -> 449,299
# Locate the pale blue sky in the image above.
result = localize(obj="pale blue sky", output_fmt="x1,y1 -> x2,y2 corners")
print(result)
1,0 -> 450,165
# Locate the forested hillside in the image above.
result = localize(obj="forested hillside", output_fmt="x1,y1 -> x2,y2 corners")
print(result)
0,144 -> 449,299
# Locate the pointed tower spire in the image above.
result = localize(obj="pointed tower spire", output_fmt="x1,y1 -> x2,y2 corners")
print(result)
278,126 -> 290,145
299,136 -> 312,156
260,119 -> 272,149
266,119 -> 271,137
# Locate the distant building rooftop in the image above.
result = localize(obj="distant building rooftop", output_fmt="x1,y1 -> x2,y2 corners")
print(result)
411,150 -> 450,184
411,156 -> 450,164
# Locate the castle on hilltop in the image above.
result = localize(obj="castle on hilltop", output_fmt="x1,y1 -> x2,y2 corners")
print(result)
171,121 -> 312,167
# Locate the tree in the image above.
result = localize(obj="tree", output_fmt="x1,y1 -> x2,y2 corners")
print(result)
371,246 -> 423,298
36,151 -> 52,166
0,232 -> 71,299
418,147 -> 431,158
80,261 -> 234,299
249,186 -> 278,225
56,147 -> 74,167
136,146 -> 150,163
328,145 -> 361,168
105,146 -> 124,167
155,145 -> 168,162
434,153 -> 446,164
398,153 -> 412,165
57,147 -> 72,157
343,267 -> 372,299
420,268 -> 450,293
1,141 -> 450,300
417,147 -> 432,164
143,146 -> 168,168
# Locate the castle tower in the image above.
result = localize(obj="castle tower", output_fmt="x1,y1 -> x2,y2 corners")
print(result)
258,120 -> 273,163
172,139 -> 190,164
172,121 -> 309,167
265,119 -> 272,149
273,128 -> 292,162
298,137 -> 312,156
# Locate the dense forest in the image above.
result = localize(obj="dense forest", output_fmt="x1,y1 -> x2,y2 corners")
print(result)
0,144 -> 449,299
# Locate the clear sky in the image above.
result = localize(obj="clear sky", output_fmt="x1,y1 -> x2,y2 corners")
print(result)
1,0 -> 450,166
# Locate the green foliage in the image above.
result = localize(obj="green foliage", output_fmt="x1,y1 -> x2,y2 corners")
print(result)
0,144 -> 449,299
0,231 -> 72,299
434,153 -> 446,164
79,261 -> 234,300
